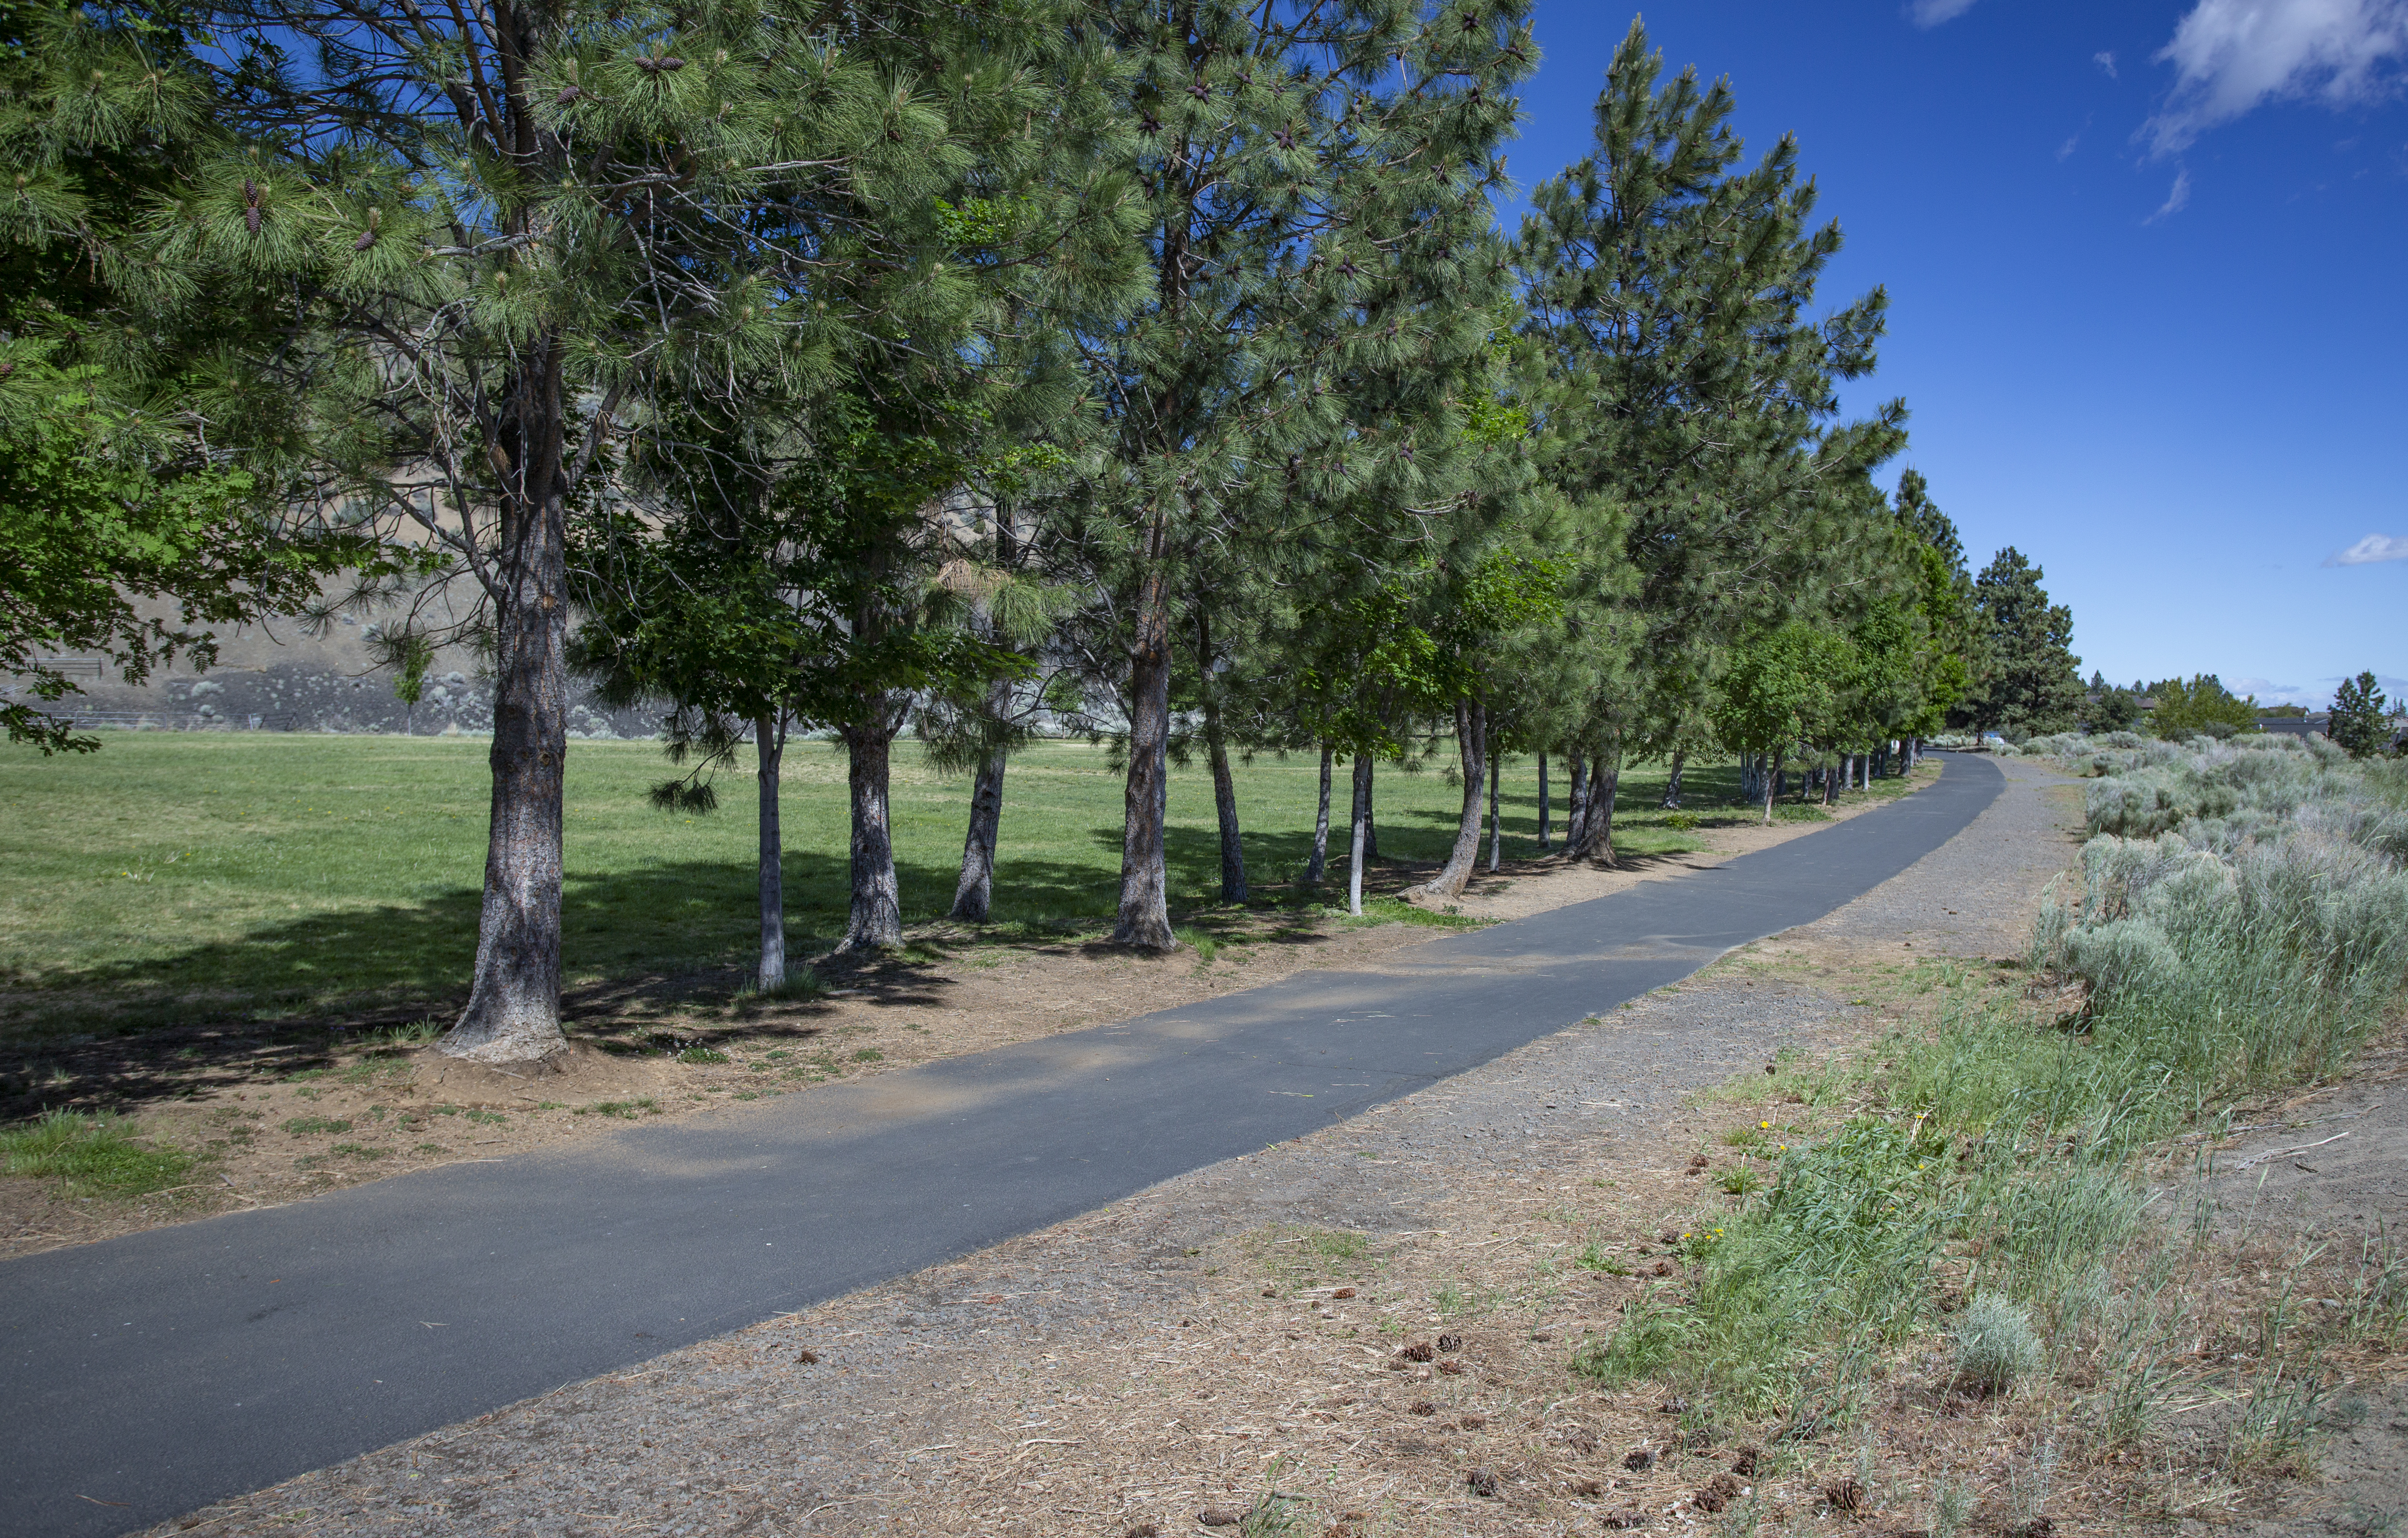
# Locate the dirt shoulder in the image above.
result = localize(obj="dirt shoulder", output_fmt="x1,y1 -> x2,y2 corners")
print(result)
2,764 -> 1938,1261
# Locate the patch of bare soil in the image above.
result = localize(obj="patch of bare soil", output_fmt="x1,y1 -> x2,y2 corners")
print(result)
2195,1038 -> 2408,1538
1,771 -> 1935,1260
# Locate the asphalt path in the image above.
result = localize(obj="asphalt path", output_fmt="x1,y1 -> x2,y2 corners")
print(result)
1,754 -> 2003,1537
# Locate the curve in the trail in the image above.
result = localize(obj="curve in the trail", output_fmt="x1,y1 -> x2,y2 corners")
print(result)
0,754 -> 2003,1538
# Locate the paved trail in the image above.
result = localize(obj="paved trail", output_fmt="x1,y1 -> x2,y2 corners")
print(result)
0,756 -> 2003,1538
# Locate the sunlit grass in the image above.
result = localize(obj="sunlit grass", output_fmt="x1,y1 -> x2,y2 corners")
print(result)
0,734 -> 1753,1039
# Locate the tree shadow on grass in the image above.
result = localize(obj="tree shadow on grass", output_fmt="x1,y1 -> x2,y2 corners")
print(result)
0,844 -> 1227,1119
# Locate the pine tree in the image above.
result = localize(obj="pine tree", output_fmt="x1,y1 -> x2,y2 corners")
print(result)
1516,20 -> 1904,859
2329,671 -> 2392,759
1961,548 -> 2084,737
95,0 -> 1115,1057
0,3 -> 383,752
1046,0 -> 1535,949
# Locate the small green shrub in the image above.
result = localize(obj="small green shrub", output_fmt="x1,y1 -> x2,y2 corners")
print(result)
1951,1295 -> 2042,1394
1173,926 -> 1220,963
0,1110 -> 194,1196
850,1047 -> 884,1062
1571,1301 -> 1687,1386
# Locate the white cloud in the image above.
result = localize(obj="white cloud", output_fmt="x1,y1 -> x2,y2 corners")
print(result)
2151,168 -> 2194,216
1909,0 -> 1980,27
2325,532 -> 2408,564
2058,133 -> 2083,158
2229,676 -> 2321,705
2096,50 -> 2121,77
2148,0 -> 2408,153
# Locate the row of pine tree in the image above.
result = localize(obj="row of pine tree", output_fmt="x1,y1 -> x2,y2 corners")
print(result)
3,1 -> 2081,1060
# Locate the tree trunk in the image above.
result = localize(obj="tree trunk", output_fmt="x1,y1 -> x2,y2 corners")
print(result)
1113,561 -> 1176,949
1201,703 -> 1246,906
755,713 -> 787,990
838,723 -> 903,951
1763,749 -> 1782,824
1485,743 -> 1502,872
1305,743 -> 1332,886
1577,745 -> 1621,868
1535,752 -> 1550,851
1660,749 -> 1686,810
1564,753 -> 1588,857
1412,697 -> 1487,900
444,451 -> 569,1063
1362,758 -> 1379,861
948,748 -> 1007,922
1347,751 -> 1371,916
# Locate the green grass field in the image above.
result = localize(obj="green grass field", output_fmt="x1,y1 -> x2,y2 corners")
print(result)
0,732 -> 1746,1038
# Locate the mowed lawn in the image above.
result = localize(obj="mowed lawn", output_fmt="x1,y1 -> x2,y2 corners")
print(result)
0,732 -> 1731,1036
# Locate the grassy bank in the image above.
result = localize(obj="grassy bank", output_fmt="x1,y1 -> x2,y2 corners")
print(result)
1576,734 -> 2408,1511
0,734 -> 1749,1039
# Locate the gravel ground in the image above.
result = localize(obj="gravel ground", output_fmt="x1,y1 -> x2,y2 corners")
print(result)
1788,754 -> 2083,960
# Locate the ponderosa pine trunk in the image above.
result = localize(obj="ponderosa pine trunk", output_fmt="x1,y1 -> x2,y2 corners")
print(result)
1576,745 -> 1622,868
1197,619 -> 1246,903
1113,553 -> 1177,949
1535,752 -> 1550,851
755,713 -> 787,990
1305,743 -> 1332,886
1414,697 -> 1487,901
443,350 -> 570,1065
1485,744 -> 1502,871
949,748 -> 1007,922
1564,752 -> 1588,859
1660,749 -> 1686,810
1347,750 -> 1372,915
839,724 -> 903,951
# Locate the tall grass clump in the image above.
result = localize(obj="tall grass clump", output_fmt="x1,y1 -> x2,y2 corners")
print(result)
2033,736 -> 2408,1111
0,1110 -> 194,1197
1580,735 -> 2406,1429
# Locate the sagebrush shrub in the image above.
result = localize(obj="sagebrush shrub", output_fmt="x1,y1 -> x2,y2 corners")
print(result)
1952,1294 -> 2042,1394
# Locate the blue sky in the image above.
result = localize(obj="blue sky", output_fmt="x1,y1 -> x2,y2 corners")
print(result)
1502,1 -> 2408,708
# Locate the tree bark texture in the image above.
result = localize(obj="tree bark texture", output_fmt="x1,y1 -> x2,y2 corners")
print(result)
1535,752 -> 1550,851
1564,753 -> 1588,859
1485,745 -> 1502,871
839,725 -> 903,951
1305,744 -> 1332,886
1762,750 -> 1783,824
1414,697 -> 1487,900
1347,750 -> 1372,915
1660,750 -> 1686,809
1575,746 -> 1621,867
1113,560 -> 1177,949
444,350 -> 570,1065
755,714 -> 786,990
1202,711 -> 1246,905
949,749 -> 1007,922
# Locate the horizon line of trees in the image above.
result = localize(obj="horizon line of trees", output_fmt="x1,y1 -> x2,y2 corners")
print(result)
5,1 -> 2085,1062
